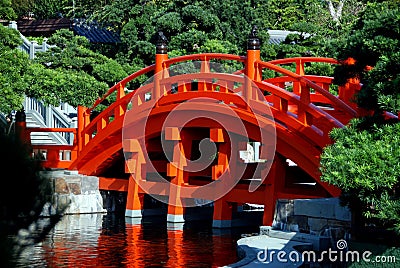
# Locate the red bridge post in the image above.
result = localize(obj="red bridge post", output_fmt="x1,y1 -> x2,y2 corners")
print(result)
15,109 -> 31,148
77,106 -> 90,153
263,155 -> 286,226
124,139 -> 146,218
165,127 -> 187,223
337,58 -> 362,112
154,31 -> 169,101
244,25 -> 262,102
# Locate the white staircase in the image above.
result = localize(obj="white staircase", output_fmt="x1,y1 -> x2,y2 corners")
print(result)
7,21 -> 77,145
26,110 -> 61,145
23,98 -> 77,145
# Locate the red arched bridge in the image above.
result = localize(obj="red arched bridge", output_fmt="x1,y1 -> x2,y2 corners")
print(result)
23,35 -> 369,228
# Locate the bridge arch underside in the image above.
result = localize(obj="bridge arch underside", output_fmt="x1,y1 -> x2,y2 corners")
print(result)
77,100 -> 340,225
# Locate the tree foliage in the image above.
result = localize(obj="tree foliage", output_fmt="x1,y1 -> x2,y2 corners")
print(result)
10,0 -> 33,19
0,26 -> 139,111
320,1 -> 400,234
0,0 -> 17,20
0,26 -> 29,114
11,0 -> 111,19
332,1 -> 400,115
321,120 -> 400,232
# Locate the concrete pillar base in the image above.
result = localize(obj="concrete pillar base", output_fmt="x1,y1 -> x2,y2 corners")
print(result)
125,209 -> 142,218
167,222 -> 185,230
125,217 -> 142,225
212,219 -> 232,228
167,214 -> 185,223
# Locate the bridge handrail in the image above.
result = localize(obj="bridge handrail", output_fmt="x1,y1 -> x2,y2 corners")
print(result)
84,90 -> 135,135
87,53 -> 246,114
27,127 -> 77,168
24,97 -> 74,143
83,55 -> 354,148
73,54 -> 362,167
267,57 -> 339,65
88,64 -> 156,113
163,53 -> 246,66
88,54 -> 340,115
8,21 -> 56,59
256,60 -> 357,118
254,80 -> 345,128
265,75 -> 334,83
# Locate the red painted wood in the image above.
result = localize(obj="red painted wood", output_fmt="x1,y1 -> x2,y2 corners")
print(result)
26,53 -> 379,222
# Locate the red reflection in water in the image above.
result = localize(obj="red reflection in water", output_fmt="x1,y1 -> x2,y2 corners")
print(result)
37,215 -> 240,268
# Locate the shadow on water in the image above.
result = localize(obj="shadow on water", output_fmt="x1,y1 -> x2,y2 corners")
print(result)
16,213 -> 260,268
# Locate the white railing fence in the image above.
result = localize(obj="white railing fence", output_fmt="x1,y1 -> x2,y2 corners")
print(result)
8,21 -> 56,59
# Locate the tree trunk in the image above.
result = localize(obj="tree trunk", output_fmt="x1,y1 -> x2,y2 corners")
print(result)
327,0 -> 345,22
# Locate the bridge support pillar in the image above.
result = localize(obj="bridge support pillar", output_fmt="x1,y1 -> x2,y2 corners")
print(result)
125,175 -> 144,218
212,197 -> 233,228
124,139 -> 146,218
263,154 -> 286,226
166,127 -> 188,223
167,205 -> 185,223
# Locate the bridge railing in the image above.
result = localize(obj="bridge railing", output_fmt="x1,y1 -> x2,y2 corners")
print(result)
77,54 -> 247,153
28,31 -> 363,170
161,56 -> 350,148
24,97 -> 75,144
256,60 -> 357,112
8,21 -> 56,59
77,65 -> 156,152
27,127 -> 78,169
265,57 -> 362,110
75,52 -> 356,158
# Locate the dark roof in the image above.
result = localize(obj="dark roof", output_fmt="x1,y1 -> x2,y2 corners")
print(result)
14,18 -> 120,43
16,18 -> 71,37
0,19 -> 9,26
73,19 -> 121,43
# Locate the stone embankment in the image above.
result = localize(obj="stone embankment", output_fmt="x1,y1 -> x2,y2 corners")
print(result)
40,170 -> 106,216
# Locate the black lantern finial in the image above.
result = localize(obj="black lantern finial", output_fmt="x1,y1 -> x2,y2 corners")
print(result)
156,31 -> 168,54
247,25 -> 260,50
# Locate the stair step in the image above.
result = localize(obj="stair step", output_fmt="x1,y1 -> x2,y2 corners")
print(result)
24,110 -> 71,146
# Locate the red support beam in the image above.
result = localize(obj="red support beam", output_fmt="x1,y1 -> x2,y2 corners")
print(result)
99,177 -> 129,192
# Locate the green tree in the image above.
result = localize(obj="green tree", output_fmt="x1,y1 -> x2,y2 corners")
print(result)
321,120 -> 400,233
29,0 -> 70,19
320,1 -> 400,234
11,0 -> 33,18
333,1 -> 400,115
27,29 -> 135,107
11,0 -> 111,19
0,26 -> 29,114
0,26 -> 137,113
0,0 -> 17,20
